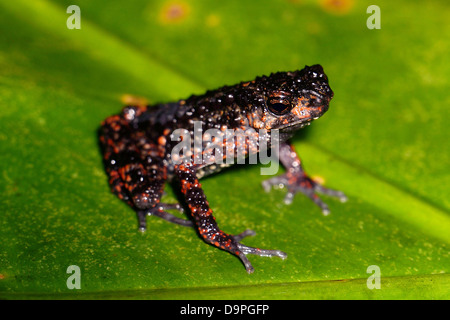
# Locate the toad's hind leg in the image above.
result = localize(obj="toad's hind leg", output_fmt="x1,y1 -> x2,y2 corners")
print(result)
123,152 -> 192,231
99,108 -> 192,231
176,162 -> 286,274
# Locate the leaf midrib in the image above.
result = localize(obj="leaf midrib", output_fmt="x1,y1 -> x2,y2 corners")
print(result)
2,273 -> 449,299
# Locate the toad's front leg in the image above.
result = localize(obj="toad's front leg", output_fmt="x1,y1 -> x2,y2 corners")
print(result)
262,142 -> 347,215
175,162 -> 286,273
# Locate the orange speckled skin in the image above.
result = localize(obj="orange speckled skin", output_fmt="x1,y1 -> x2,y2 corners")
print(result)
99,65 -> 345,273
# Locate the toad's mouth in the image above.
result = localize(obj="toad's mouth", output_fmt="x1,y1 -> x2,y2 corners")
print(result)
275,118 -> 314,132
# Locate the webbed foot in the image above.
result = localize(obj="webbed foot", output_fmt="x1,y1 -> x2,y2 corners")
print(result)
137,203 -> 193,231
223,229 -> 287,274
262,172 -> 347,216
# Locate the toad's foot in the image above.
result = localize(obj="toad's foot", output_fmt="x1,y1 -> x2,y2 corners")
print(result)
137,203 -> 193,231
262,172 -> 347,216
219,229 -> 287,274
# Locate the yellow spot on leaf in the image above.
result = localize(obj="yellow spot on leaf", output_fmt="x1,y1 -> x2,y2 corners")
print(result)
311,175 -> 325,185
320,0 -> 354,15
159,1 -> 190,24
121,94 -> 149,106
206,14 -> 220,27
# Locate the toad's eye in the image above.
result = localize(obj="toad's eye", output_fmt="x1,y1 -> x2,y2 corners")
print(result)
267,99 -> 291,116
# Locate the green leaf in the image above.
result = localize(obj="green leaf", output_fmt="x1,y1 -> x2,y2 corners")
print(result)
0,0 -> 448,299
